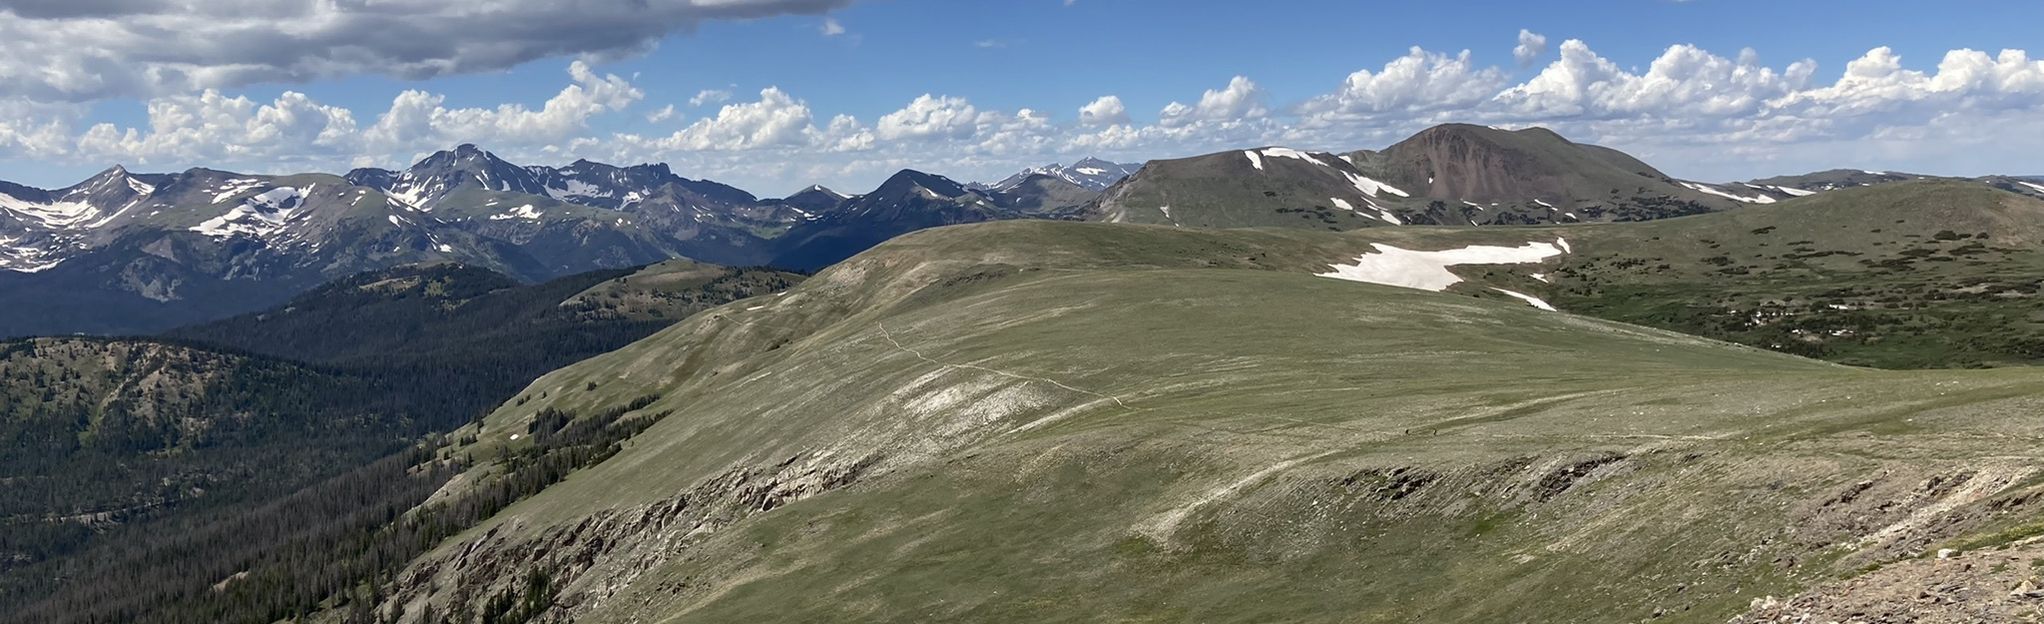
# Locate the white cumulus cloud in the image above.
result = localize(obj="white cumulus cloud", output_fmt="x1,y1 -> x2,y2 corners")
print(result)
1300,47 -> 1510,125
876,94 -> 981,140
5,35 -> 2044,199
1158,76 -> 1267,128
1079,95 -> 1129,126
1514,30 -> 1549,67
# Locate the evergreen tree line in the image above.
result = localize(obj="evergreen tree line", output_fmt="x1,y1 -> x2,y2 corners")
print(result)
7,399 -> 671,624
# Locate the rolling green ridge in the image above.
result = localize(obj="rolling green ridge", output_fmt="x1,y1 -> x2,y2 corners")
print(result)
327,218 -> 2044,623
1100,175 -> 2044,369
1535,180 -> 2044,368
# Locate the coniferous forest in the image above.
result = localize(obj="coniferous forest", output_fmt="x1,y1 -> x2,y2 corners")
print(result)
0,262 -> 798,623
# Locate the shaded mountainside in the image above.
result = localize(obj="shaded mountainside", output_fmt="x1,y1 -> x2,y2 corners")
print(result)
769,185 -> 850,217
0,337 -> 436,611
769,170 -> 1019,271
293,218 -> 2044,624
993,173 -> 1099,217
1,261 -> 802,622
0,338 -> 416,521
166,261 -> 802,398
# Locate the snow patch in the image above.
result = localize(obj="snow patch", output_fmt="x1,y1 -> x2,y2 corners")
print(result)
1331,196 -> 1401,224
1259,147 -> 1325,166
1318,239 -> 1569,292
1243,150 -> 1264,171
2018,181 -> 2044,195
191,187 -> 305,238
1343,171 -> 1408,198
547,179 -> 614,201
488,204 -> 543,221
0,194 -> 99,229
210,179 -> 265,204
1492,288 -> 1558,311
0,235 -> 65,272
1681,181 -> 1776,204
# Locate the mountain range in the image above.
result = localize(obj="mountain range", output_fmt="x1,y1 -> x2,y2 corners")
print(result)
976,157 -> 1142,192
0,147 -> 1080,336
4,125 -> 2037,338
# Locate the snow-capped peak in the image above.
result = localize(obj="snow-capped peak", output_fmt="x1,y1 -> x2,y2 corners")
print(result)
984,157 -> 1140,192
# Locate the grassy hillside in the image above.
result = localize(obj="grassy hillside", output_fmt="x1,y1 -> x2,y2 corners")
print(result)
347,219 -> 2044,624
1097,177 -> 2044,369
1535,180 -> 2044,367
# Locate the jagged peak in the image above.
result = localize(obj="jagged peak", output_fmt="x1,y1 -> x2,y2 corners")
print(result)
878,169 -> 970,198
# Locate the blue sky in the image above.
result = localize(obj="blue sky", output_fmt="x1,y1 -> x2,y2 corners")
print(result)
3,0 -> 2043,194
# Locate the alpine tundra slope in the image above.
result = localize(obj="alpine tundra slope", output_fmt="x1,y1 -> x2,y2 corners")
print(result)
341,215 -> 2044,623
